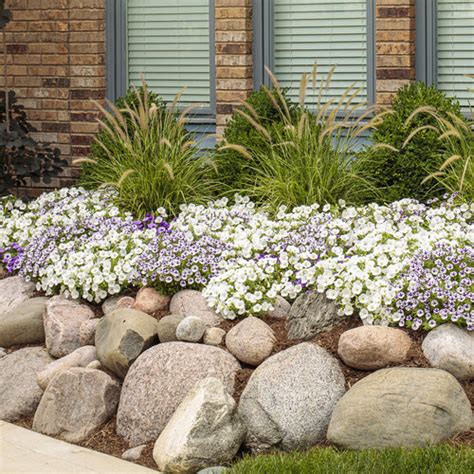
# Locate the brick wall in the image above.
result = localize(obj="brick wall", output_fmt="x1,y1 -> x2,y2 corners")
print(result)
376,0 -> 416,105
215,0 -> 253,135
1,0 -> 105,194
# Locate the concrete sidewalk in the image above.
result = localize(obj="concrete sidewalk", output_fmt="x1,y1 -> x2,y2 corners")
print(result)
0,421 -> 158,473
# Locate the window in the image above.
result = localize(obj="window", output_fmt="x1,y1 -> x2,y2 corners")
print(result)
106,0 -> 215,126
254,0 -> 376,105
417,0 -> 474,111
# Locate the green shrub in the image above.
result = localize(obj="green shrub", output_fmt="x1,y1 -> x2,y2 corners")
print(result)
78,83 -> 217,217
219,67 -> 379,210
214,86 -> 298,192
357,81 -> 467,202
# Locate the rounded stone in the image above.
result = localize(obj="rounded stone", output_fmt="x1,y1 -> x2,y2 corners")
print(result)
134,287 -> 170,314
238,343 -> 346,453
226,317 -> 275,366
33,368 -> 121,443
176,316 -> 207,343
266,296 -> 291,319
95,308 -> 159,379
203,327 -> 226,347
116,342 -> 241,446
422,324 -> 474,381
0,347 -> 54,422
102,295 -> 135,315
157,314 -> 185,343
79,318 -> 100,346
327,367 -> 472,449
0,297 -> 49,347
170,290 -> 222,327
337,326 -> 413,370
0,276 -> 35,318
44,296 -> 96,358
37,345 -> 97,390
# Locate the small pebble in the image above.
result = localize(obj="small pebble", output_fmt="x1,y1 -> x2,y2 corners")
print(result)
122,444 -> 147,461
0,347 -> 7,358
176,316 -> 207,343
203,327 -> 226,346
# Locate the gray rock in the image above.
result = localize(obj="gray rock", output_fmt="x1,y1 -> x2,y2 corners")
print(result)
338,326 -> 413,370
122,445 -> 147,461
170,290 -> 222,327
44,296 -> 95,358
0,347 -> 54,421
79,318 -> 100,346
134,287 -> 170,314
37,345 -> 97,390
226,317 -> 275,366
153,377 -> 245,473
266,296 -> 291,319
157,314 -> 185,343
238,343 -> 345,453
0,276 -> 35,317
0,347 -> 6,358
117,342 -> 240,446
95,308 -> 159,379
33,368 -> 120,443
198,468 -> 227,474
203,327 -> 226,347
422,324 -> 474,381
176,316 -> 207,343
102,295 -> 135,315
327,367 -> 472,449
0,297 -> 49,347
287,292 -> 342,340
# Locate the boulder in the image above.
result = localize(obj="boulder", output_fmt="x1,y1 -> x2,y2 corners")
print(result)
226,317 -> 275,366
327,367 -> 472,449
0,297 -> 49,347
157,314 -> 185,343
266,296 -> 291,319
44,296 -> 95,358
153,377 -> 245,473
134,287 -> 170,314
422,324 -> 474,381
170,290 -> 222,327
37,345 -> 97,390
287,292 -> 342,340
0,347 -> 53,421
338,326 -> 412,370
33,368 -> 120,443
203,327 -> 226,347
198,468 -> 227,474
0,276 -> 35,317
102,295 -> 134,315
95,308 -> 159,379
79,318 -> 100,346
117,342 -> 240,446
176,316 -> 207,343
238,343 -> 345,453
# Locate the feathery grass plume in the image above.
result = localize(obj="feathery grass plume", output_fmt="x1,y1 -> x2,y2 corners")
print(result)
226,65 -> 380,210
79,81 -> 218,216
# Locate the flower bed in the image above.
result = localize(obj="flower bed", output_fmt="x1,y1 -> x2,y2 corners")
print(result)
1,187 -> 472,332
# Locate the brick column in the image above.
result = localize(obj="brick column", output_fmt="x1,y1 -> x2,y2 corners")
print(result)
68,0 -> 105,183
215,0 -> 253,135
376,0 -> 416,105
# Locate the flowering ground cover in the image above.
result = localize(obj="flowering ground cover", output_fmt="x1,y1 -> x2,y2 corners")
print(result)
1,187 -> 472,333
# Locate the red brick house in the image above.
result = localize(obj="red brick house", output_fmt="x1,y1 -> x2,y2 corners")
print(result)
1,0 -> 473,193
